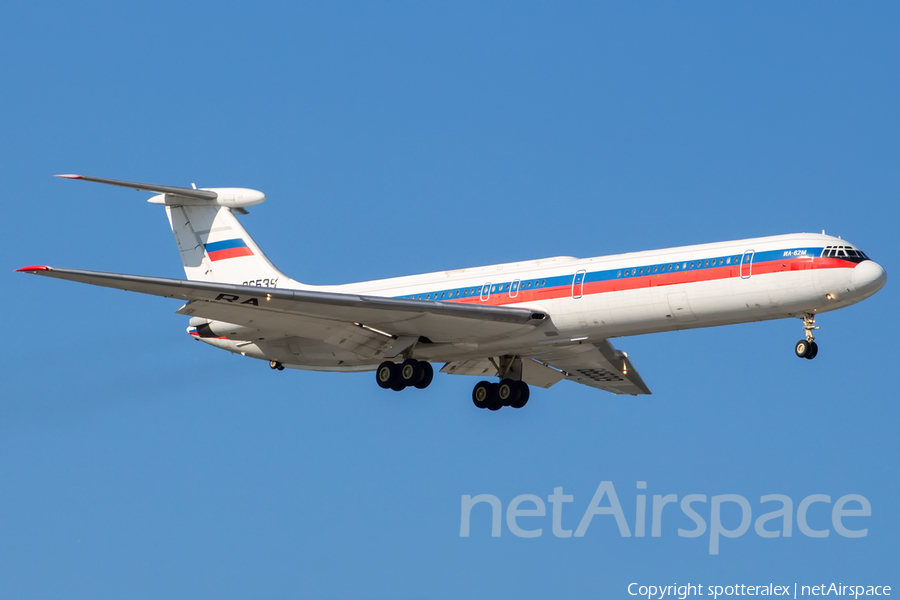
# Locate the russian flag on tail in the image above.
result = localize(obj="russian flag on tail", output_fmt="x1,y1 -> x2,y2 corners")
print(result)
205,238 -> 253,261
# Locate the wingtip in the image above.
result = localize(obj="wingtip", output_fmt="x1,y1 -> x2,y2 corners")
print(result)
16,265 -> 51,272
54,174 -> 83,179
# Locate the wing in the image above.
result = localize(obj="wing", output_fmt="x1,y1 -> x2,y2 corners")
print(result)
438,339 -> 651,395
16,266 -> 548,344
531,339 -> 651,395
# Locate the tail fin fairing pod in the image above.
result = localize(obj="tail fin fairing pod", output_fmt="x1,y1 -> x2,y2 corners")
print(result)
57,174 -> 301,288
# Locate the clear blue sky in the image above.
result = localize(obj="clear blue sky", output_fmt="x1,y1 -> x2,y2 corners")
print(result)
3,2 -> 898,598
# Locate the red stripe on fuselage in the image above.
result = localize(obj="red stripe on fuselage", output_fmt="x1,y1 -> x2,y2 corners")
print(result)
441,256 -> 855,307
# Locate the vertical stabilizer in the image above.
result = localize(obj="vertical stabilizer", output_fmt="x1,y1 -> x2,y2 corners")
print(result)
166,205 -> 301,287
54,175 -> 304,289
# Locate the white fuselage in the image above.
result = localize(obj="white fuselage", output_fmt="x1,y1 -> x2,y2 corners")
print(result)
197,232 -> 886,370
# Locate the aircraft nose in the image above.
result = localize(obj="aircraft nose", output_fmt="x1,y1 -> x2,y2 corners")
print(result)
851,260 -> 887,297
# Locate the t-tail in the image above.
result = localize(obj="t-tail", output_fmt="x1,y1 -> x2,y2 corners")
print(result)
55,175 -> 304,289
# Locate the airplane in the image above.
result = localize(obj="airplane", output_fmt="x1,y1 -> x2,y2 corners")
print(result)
18,175 -> 887,411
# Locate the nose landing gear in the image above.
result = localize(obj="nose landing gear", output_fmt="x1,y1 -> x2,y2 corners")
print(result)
269,360 -> 285,370
795,314 -> 819,360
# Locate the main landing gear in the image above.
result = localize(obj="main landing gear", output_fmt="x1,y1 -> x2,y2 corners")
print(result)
472,379 -> 530,411
794,314 -> 819,360
375,359 -> 531,410
376,359 -> 434,392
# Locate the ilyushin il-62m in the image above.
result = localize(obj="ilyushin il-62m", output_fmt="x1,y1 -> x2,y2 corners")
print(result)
19,176 -> 886,411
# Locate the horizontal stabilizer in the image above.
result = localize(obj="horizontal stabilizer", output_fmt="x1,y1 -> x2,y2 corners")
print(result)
55,174 -> 217,201
55,174 -> 266,209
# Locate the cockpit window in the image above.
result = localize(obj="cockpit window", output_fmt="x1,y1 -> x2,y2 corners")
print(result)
822,245 -> 869,263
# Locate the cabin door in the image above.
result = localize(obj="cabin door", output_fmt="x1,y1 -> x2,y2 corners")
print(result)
572,270 -> 586,299
740,250 -> 754,279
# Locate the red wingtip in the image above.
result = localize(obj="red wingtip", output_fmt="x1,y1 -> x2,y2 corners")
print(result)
16,265 -> 50,272
54,174 -> 83,179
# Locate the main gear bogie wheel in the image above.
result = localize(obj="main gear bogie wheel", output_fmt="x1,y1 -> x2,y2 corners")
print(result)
472,380 -> 493,408
399,358 -> 422,387
497,379 -> 520,407
486,383 -> 503,411
415,361 -> 434,389
376,361 -> 399,389
510,381 -> 530,409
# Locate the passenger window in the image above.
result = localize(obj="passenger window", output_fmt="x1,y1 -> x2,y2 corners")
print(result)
541,279 -> 546,286
617,270 -> 621,277
726,257 -> 731,265
653,266 -> 658,273
526,281 -> 532,288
